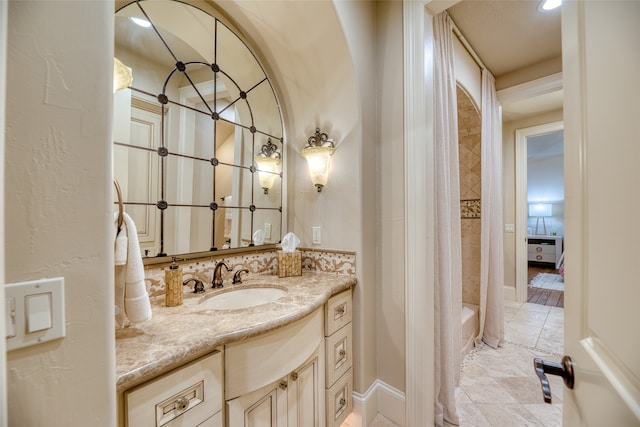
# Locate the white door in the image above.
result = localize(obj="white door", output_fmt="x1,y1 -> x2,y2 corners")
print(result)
226,376 -> 288,427
546,1 -> 640,424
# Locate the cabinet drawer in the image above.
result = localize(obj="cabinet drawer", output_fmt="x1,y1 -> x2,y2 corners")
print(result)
528,252 -> 555,263
325,290 -> 352,336
325,325 -> 352,387
325,368 -> 353,427
125,351 -> 223,427
198,411 -> 222,427
528,244 -> 556,255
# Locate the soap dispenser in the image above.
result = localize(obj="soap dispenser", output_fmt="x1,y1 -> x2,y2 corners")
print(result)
165,257 -> 184,307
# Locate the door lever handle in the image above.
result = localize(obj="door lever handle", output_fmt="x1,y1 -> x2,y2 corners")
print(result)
534,356 -> 574,403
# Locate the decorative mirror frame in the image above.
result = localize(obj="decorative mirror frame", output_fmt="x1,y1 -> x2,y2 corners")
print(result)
114,0 -> 286,264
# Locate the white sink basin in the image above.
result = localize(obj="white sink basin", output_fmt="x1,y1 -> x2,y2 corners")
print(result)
199,287 -> 287,310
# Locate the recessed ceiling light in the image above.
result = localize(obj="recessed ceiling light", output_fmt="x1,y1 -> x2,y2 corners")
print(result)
538,0 -> 561,12
130,17 -> 152,28
538,0 -> 562,12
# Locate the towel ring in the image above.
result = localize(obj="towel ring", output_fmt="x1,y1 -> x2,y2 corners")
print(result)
114,179 -> 124,232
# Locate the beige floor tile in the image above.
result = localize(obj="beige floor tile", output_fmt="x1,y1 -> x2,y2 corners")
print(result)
458,301 -> 564,426
460,376 -> 520,404
475,403 -> 546,427
368,414 -> 399,427
457,403 -> 493,427
523,403 -> 563,427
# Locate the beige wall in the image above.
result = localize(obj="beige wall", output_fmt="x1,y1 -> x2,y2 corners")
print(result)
5,1 -> 115,425
502,109 -> 564,289
375,1 -> 406,393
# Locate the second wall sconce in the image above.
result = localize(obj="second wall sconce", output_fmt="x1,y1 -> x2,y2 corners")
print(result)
113,57 -> 133,93
301,128 -> 335,192
254,138 -> 281,194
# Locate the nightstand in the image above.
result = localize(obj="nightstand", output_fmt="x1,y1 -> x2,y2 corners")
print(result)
528,235 -> 563,268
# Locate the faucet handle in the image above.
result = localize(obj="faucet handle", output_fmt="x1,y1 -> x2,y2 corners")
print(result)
232,268 -> 250,284
183,278 -> 205,294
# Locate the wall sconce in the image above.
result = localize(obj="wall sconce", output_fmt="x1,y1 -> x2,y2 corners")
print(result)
254,138 -> 281,194
301,128 -> 335,192
529,203 -> 552,235
113,57 -> 133,93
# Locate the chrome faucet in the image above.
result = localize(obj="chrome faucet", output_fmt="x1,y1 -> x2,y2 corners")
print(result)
212,260 -> 230,288
232,268 -> 249,285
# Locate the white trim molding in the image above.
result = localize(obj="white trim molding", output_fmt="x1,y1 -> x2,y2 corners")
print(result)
352,380 -> 407,427
514,121 -> 564,302
497,72 -> 563,106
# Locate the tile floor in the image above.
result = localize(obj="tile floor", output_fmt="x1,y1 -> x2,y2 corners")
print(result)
457,299 -> 565,426
347,300 -> 565,427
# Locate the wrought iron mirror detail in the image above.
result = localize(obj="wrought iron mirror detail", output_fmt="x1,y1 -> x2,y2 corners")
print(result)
114,0 -> 283,258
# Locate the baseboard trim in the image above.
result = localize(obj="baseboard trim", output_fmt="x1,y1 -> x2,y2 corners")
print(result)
352,379 -> 406,427
504,285 -> 516,301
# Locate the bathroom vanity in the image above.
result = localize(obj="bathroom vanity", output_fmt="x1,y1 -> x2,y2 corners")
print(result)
116,272 -> 355,427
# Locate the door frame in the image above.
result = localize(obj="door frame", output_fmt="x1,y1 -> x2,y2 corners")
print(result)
0,0 -> 7,423
514,121 -> 564,302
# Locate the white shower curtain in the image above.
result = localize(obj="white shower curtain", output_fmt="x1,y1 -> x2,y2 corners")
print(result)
476,69 -> 505,348
433,11 -> 462,427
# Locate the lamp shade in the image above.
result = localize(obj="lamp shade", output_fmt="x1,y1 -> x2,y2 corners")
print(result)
254,156 -> 281,194
113,57 -> 133,93
529,203 -> 552,217
301,145 -> 335,191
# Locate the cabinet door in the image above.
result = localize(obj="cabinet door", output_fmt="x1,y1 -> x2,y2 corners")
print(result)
227,377 -> 288,427
287,345 -> 325,427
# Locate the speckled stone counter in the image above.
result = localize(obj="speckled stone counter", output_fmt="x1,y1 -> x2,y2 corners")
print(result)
116,272 -> 356,392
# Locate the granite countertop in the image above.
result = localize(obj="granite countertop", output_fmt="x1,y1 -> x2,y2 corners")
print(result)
116,272 -> 356,392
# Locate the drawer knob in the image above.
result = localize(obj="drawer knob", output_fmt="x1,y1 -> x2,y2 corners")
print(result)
339,349 -> 346,357
335,306 -> 346,316
536,246 -> 543,252
339,398 -> 347,408
291,372 -> 298,381
279,380 -> 288,390
536,255 -> 543,260
175,396 -> 189,412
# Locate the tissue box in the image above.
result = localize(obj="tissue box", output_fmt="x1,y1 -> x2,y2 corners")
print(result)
278,250 -> 302,277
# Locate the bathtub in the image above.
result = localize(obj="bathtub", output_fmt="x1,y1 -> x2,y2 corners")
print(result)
461,304 -> 479,356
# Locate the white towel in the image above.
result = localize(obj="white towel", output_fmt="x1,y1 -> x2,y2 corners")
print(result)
114,213 -> 127,266
114,212 -> 152,327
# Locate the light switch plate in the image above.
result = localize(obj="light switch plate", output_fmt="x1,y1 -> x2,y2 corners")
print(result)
5,277 -> 65,351
312,226 -> 321,245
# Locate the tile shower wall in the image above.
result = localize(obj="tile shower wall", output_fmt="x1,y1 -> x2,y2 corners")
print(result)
143,248 -> 356,298
458,85 -> 481,306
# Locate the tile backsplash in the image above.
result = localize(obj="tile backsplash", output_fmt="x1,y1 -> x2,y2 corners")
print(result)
143,248 -> 356,298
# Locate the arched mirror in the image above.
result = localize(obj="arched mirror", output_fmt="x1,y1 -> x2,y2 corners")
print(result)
113,0 -> 284,259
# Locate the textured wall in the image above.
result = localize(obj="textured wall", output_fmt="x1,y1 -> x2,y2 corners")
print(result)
5,1 -> 115,425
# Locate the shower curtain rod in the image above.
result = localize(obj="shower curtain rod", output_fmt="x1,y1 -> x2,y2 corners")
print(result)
450,19 -> 487,71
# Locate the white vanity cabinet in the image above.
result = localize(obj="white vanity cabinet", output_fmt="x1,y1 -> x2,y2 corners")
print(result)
225,309 -> 325,427
124,351 -> 223,427
324,290 -> 353,427
226,346 -> 324,427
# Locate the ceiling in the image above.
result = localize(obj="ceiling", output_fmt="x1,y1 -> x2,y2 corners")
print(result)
434,0 -> 564,121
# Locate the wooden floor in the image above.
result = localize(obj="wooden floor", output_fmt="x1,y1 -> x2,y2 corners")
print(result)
527,263 -> 564,308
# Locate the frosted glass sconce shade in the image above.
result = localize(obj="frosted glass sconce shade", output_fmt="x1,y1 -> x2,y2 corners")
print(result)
113,57 -> 133,93
301,128 -> 335,192
254,139 -> 281,194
